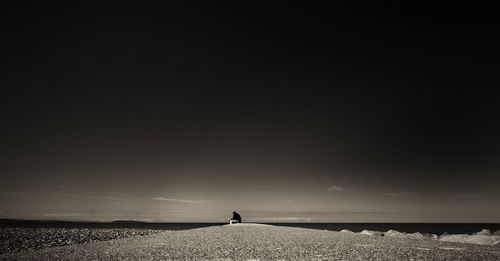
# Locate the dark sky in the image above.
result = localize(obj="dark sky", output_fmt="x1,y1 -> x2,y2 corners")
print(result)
1,1 -> 499,222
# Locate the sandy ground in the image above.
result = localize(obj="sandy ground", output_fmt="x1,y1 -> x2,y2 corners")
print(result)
2,223 -> 500,260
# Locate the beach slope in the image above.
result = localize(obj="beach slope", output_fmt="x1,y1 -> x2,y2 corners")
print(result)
2,223 -> 499,260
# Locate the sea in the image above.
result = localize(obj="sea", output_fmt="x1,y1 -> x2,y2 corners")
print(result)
1,220 -> 499,235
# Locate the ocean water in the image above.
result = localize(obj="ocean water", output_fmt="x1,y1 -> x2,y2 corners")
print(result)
268,223 -> 500,235
1,220 -> 499,235
0,220 -> 223,230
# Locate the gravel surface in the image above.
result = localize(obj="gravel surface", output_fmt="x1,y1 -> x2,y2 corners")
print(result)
2,224 -> 500,260
0,227 -> 164,255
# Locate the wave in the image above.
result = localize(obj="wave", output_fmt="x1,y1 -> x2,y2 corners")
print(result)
340,228 -> 500,246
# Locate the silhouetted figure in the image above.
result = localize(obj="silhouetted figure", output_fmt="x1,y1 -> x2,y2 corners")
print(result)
228,210 -> 242,224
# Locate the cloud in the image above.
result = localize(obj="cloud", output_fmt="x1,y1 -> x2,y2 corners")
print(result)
455,193 -> 482,198
149,210 -> 219,213
0,191 -> 30,196
42,212 -> 85,217
259,217 -> 312,222
284,199 -> 295,203
383,192 -> 411,197
151,197 -> 215,204
48,193 -> 125,201
327,185 -> 346,191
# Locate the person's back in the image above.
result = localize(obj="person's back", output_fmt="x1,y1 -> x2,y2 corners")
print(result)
232,211 -> 242,223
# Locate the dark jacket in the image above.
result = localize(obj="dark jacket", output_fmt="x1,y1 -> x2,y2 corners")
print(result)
232,212 -> 242,223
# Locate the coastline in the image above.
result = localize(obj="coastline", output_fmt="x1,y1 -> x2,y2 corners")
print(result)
2,224 -> 499,260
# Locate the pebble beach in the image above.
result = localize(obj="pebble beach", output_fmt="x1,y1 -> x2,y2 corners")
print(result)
0,227 -> 164,255
2,223 -> 500,260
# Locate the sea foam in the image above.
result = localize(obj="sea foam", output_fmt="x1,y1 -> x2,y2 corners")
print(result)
342,228 -> 499,246
438,229 -> 500,246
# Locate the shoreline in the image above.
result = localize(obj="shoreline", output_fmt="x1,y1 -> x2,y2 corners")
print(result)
2,224 -> 499,260
2,219 -> 500,234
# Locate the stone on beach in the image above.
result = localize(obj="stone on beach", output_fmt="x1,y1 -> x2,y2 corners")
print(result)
2,224 -> 500,260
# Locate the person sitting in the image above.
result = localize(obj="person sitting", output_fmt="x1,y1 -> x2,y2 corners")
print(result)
228,210 -> 242,224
